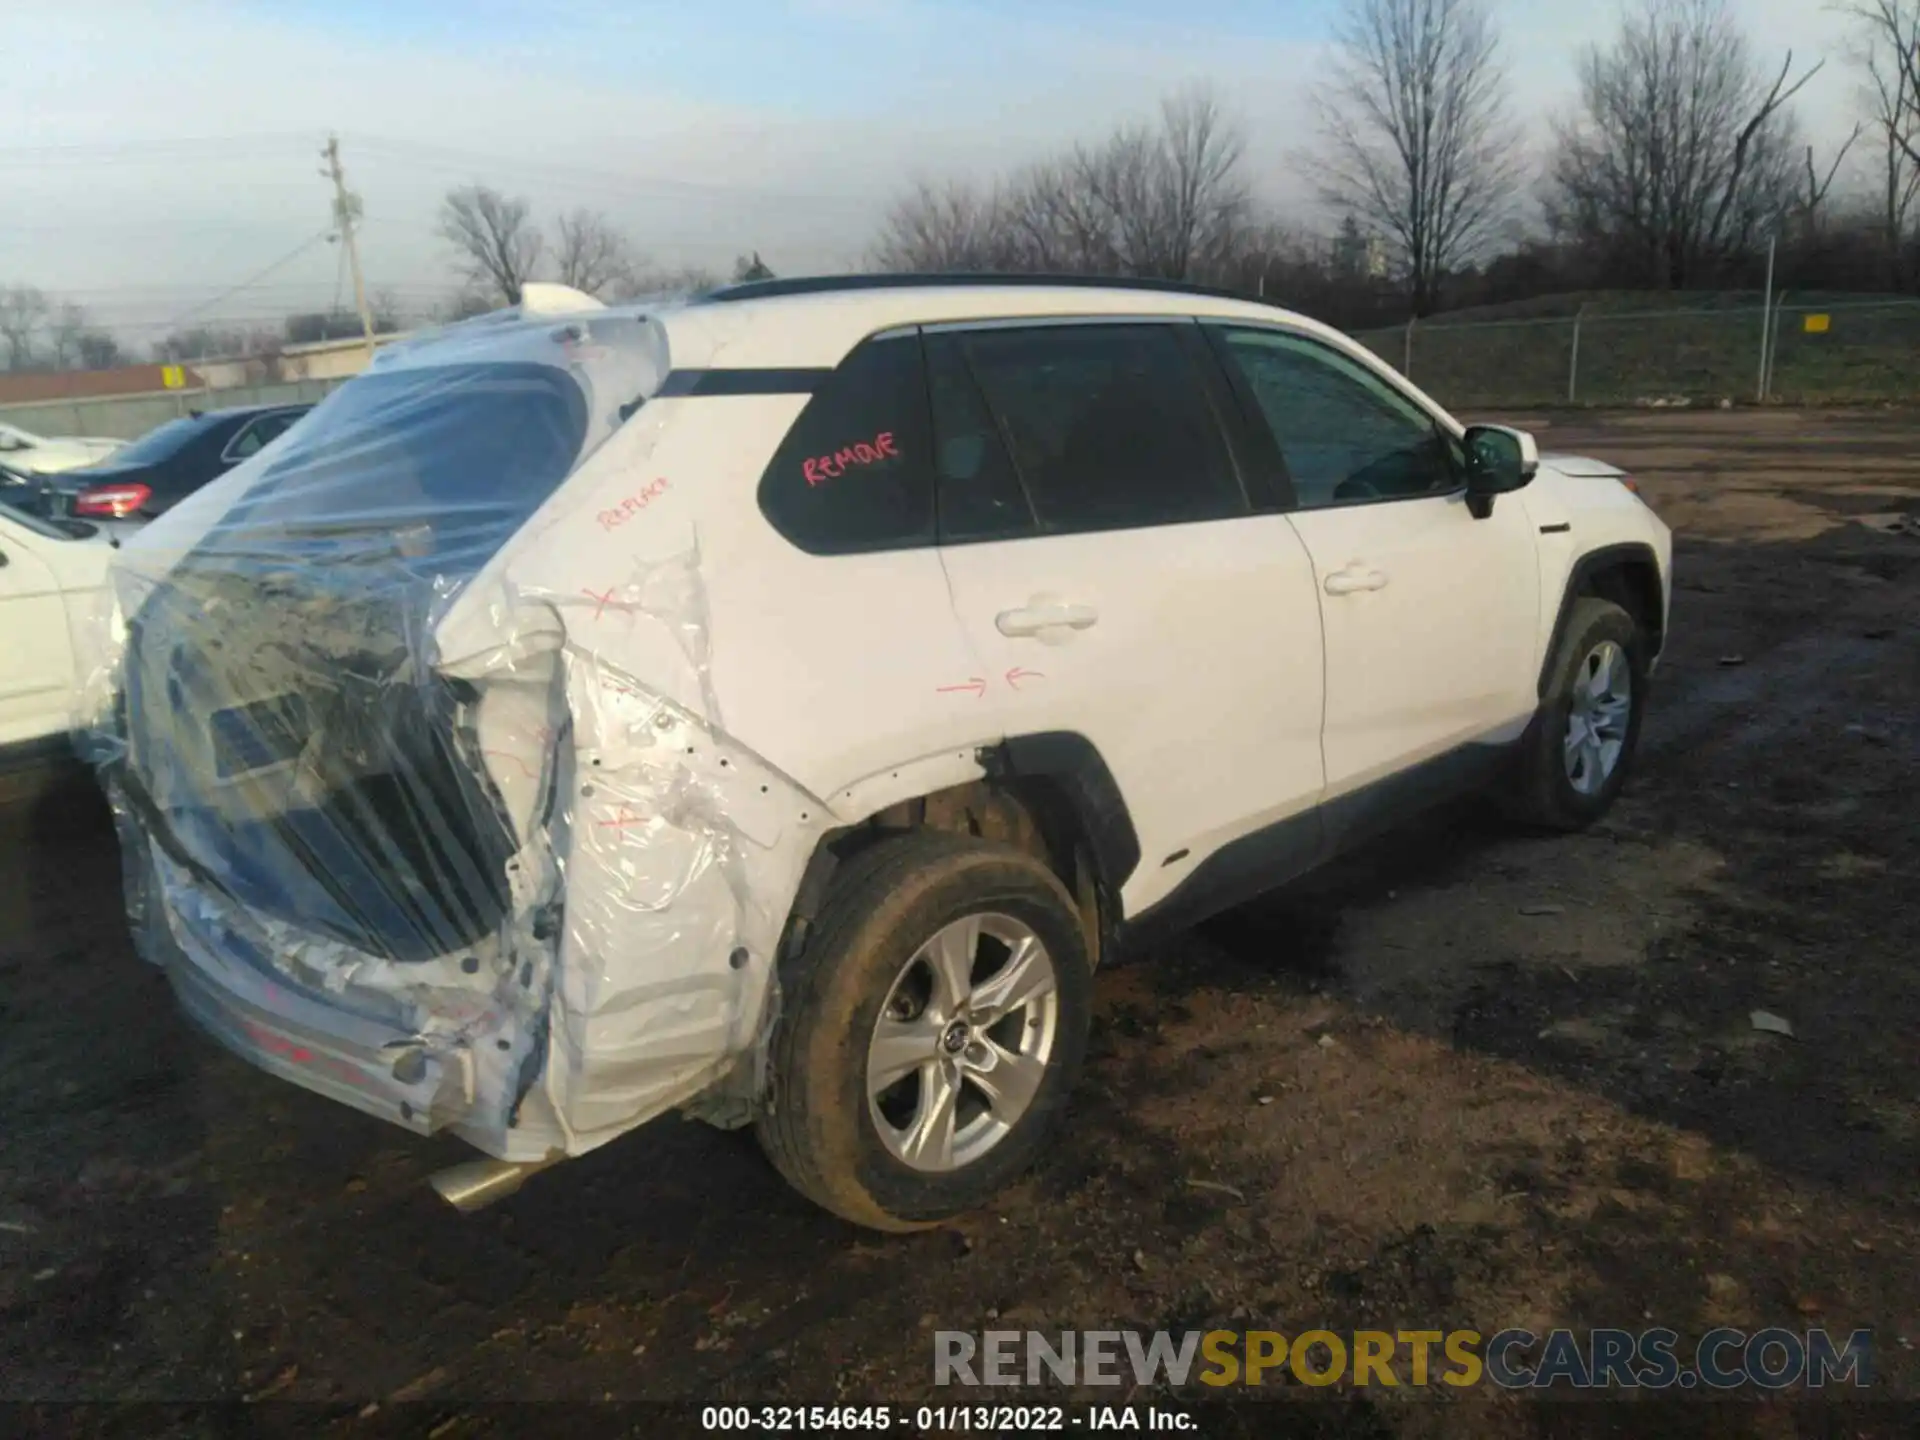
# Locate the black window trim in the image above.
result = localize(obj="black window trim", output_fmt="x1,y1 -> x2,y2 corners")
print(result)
924,315 -> 1259,547
218,407 -> 307,464
925,329 -> 1042,544
1200,320 -> 1474,515
751,329 -> 938,559
657,366 -> 835,398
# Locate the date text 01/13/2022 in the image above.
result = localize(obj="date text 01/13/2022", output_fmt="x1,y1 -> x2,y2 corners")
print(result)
699,1404 -> 1196,1431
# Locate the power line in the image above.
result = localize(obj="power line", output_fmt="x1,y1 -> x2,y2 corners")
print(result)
0,133 -> 320,165
345,133 -> 874,206
0,130 -> 876,207
154,231 -> 336,337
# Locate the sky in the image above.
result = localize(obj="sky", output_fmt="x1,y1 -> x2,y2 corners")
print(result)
0,0 -> 1865,347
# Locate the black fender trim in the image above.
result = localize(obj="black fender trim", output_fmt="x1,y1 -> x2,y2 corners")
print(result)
1120,738 -> 1516,953
975,732 -> 1141,900
1538,542 -> 1664,697
1120,807 -> 1322,952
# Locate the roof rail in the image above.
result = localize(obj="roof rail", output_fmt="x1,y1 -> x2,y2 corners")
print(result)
703,272 -> 1283,307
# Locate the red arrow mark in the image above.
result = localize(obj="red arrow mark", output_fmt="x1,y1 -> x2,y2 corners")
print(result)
1005,667 -> 1045,690
936,678 -> 989,698
596,806 -> 649,831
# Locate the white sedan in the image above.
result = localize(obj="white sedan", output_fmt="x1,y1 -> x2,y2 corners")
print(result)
0,421 -> 125,475
0,501 -> 117,769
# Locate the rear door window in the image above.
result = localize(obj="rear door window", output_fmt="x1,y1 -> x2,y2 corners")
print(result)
942,323 -> 1246,537
756,334 -> 934,554
926,333 -> 1033,543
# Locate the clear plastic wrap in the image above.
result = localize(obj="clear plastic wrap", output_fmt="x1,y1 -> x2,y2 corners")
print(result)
78,299 -> 820,1162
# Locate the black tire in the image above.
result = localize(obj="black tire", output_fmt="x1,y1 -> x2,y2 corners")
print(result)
1504,596 -> 1648,831
754,831 -> 1092,1231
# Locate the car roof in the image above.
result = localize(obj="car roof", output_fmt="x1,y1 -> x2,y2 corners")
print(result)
654,274 -> 1349,371
196,402 -> 312,421
359,273 -> 1403,408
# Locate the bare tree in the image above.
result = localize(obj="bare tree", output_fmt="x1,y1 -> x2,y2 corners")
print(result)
1306,0 -> 1520,314
606,263 -> 721,301
871,178 -> 1019,272
732,251 -> 775,282
1792,127 -> 1864,237
438,185 -> 544,305
47,302 -> 92,370
1842,0 -> 1920,279
873,86 -> 1251,283
552,209 -> 637,297
1002,159 -> 1115,272
1144,86 -> 1253,279
0,285 -> 48,370
76,331 -> 123,370
1546,0 -> 1815,288
153,325 -> 275,363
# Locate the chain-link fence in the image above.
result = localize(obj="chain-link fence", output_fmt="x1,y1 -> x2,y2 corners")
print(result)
1352,299 -> 1920,410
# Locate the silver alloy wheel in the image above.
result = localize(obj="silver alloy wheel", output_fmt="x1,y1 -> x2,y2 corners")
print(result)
1563,638 -> 1632,795
865,912 -> 1060,1173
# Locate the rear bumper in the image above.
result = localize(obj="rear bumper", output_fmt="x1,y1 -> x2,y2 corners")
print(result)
156,884 -> 475,1137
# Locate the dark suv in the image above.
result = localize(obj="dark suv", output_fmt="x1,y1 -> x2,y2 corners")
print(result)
50,403 -> 311,522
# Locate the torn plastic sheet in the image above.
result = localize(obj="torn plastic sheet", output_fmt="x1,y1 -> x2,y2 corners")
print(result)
78,299 -> 823,1162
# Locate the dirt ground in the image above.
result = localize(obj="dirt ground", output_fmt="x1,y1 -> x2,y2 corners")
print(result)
3,407 -> 1918,1436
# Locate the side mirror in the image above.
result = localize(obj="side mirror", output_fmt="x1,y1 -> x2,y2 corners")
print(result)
1462,424 -> 1539,518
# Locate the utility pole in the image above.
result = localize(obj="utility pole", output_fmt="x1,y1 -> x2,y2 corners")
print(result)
1755,234 -> 1776,404
321,134 -> 376,365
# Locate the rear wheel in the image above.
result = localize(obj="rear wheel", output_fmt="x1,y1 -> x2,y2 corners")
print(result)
1504,597 -> 1647,830
755,832 -> 1092,1231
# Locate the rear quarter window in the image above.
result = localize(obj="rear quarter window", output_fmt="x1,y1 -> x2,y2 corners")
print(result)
755,334 -> 934,554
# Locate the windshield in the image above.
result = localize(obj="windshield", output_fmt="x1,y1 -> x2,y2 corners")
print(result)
108,415 -> 214,466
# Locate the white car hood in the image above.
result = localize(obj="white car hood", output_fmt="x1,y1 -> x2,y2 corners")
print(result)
1541,452 -> 1628,479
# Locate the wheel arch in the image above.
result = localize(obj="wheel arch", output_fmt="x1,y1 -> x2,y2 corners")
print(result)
778,732 -> 1139,972
1539,542 -> 1665,696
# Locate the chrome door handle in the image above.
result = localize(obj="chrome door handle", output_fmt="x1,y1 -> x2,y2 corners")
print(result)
995,601 -> 1099,637
1323,566 -> 1388,596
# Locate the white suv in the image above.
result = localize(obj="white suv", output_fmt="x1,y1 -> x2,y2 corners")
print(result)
91,277 -> 1671,1231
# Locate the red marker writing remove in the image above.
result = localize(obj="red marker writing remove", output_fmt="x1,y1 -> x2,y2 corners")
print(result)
805,432 -> 898,486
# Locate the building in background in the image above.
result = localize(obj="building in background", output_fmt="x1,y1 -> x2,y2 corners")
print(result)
0,332 -> 409,442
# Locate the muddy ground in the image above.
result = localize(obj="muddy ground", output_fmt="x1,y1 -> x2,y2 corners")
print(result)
2,408 -> 1917,1437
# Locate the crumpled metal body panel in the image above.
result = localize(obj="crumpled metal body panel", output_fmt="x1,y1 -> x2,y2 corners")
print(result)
78,300 -> 826,1162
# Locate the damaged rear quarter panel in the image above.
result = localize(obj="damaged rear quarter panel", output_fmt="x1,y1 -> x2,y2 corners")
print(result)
448,377 -> 996,1149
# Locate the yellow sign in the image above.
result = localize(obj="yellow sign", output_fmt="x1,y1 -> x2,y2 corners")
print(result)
160,364 -> 186,389
1804,313 -> 1831,334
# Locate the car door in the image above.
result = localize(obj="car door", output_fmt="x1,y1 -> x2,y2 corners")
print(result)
929,319 -> 1327,922
0,510 -> 78,750
1203,324 -> 1540,849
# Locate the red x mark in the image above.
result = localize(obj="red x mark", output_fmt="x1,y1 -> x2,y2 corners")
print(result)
583,586 -> 617,621
596,806 -> 648,831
